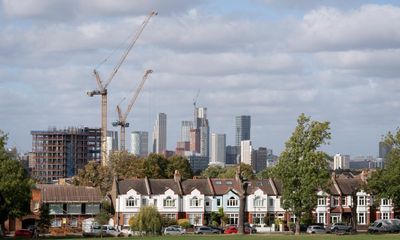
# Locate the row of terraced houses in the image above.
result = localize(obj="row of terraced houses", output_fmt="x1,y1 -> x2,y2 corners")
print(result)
4,170 -> 397,233
110,171 -> 397,231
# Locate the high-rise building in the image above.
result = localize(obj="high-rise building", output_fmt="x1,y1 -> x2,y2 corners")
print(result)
235,115 -> 251,147
190,129 -> 200,153
131,131 -> 148,157
191,107 -> 209,157
180,121 -> 193,142
333,154 -> 350,170
31,127 -> 101,183
106,131 -> 118,156
240,140 -> 252,165
210,133 -> 226,166
152,113 -> 167,154
226,145 -> 240,165
252,147 -> 267,172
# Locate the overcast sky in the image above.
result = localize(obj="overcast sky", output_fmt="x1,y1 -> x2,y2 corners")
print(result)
1,0 -> 400,157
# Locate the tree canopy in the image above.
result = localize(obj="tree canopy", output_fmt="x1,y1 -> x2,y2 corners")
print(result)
271,114 -> 331,235
368,128 -> 400,208
73,160 -> 113,195
0,131 -> 33,227
130,206 -> 162,235
202,163 -> 254,179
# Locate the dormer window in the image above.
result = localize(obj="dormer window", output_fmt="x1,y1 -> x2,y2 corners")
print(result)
190,197 -> 201,207
254,196 -> 265,207
317,197 -> 326,206
163,196 -> 175,207
126,196 -> 138,207
382,198 -> 390,206
227,196 -> 238,207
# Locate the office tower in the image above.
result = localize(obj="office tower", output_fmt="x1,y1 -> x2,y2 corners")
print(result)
235,115 -> 251,147
106,131 -> 118,156
152,113 -> 167,154
210,133 -> 226,166
190,107 -> 209,157
187,155 -> 209,175
333,154 -> 350,170
190,129 -> 200,153
31,127 -> 101,183
226,145 -> 240,165
253,147 -> 267,172
131,131 -> 148,157
241,140 -> 252,165
181,121 -> 193,142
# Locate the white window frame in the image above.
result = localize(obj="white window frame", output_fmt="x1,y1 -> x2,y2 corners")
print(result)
126,196 -> 138,207
190,197 -> 201,207
341,197 -> 347,206
331,215 -> 340,224
254,197 -> 265,207
318,197 -> 326,206
227,213 -> 239,225
382,199 -> 390,206
252,213 -> 265,224
268,198 -> 274,208
163,196 -> 175,207
357,212 -> 366,225
381,212 -> 390,220
227,196 -> 238,207
332,197 -> 339,207
188,213 -> 202,226
358,196 -> 366,206
216,198 -> 221,207
317,212 -> 326,224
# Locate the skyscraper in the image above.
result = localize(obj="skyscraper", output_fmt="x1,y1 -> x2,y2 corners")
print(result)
235,115 -> 251,147
210,133 -> 226,166
192,107 -> 209,157
106,130 -> 118,156
333,154 -> 350,170
180,121 -> 193,142
152,113 -> 167,154
131,131 -> 148,157
253,147 -> 267,172
241,140 -> 252,165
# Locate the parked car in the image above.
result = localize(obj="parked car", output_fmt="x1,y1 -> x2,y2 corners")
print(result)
14,229 -> 33,238
369,220 -> 394,233
290,223 -> 308,233
120,228 -> 134,237
209,226 -> 224,234
307,225 -> 328,234
224,225 -> 238,234
331,223 -> 352,233
244,223 -> 257,234
194,226 -> 220,234
102,225 -> 122,237
164,227 -> 185,235
168,225 -> 186,233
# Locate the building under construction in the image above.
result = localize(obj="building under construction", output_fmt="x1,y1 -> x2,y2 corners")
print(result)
31,127 -> 101,183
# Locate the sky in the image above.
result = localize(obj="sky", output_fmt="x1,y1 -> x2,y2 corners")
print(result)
1,0 -> 400,157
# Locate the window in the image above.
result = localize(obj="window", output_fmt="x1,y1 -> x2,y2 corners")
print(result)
190,197 -> 201,207
49,204 -> 63,215
252,213 -> 265,225
215,181 -> 222,185
123,214 -> 135,226
332,197 -> 339,207
216,198 -> 221,207
317,197 -> 326,206
70,218 -> 78,227
33,201 -> 40,212
381,212 -> 390,220
357,212 -> 366,224
227,213 -> 239,225
126,197 -> 138,207
382,199 -> 389,206
341,197 -> 347,206
205,200 -> 210,207
142,198 -> 147,206
51,219 -> 62,227
188,213 -> 202,225
226,181 -> 232,185
67,204 -> 81,214
358,196 -> 366,206
227,196 -> 238,207
153,199 -> 157,206
268,198 -> 274,208
331,215 -> 340,224
85,203 -> 100,214
163,197 -> 175,207
254,197 -> 265,207
162,213 -> 176,220
317,213 -> 326,224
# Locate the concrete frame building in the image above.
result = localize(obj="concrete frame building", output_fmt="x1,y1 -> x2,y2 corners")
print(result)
210,133 -> 226,167
235,115 -> 251,147
240,140 -> 252,165
333,154 -> 350,170
130,131 -> 148,157
152,113 -> 167,154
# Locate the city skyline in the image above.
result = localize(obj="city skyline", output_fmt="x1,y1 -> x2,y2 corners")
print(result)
1,0 -> 400,157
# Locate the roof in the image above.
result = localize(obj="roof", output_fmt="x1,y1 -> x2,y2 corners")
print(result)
211,179 -> 242,195
246,179 -> 276,195
37,184 -> 102,203
148,179 -> 180,195
181,179 -> 213,195
117,179 -> 148,195
335,174 -> 363,195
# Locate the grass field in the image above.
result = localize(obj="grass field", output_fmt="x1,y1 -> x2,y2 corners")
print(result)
51,233 -> 400,240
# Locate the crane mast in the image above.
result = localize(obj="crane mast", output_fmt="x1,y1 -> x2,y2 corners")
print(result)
87,11 -> 157,165
113,70 -> 153,151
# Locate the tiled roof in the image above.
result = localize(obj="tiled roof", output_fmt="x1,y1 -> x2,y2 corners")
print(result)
246,179 -> 276,195
37,184 -> 102,203
181,179 -> 213,195
117,179 -> 148,195
335,175 -> 363,195
211,179 -> 242,195
148,179 -> 180,195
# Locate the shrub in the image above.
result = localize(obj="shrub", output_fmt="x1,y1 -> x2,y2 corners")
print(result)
177,219 -> 191,229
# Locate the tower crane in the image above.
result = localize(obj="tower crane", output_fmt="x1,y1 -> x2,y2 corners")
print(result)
87,11 -> 157,165
112,69 -> 153,151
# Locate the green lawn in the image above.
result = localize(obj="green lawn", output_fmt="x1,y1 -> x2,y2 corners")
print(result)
52,233 -> 400,240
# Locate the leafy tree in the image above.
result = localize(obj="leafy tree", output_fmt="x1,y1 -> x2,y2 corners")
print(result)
38,204 -> 51,232
368,128 -> 400,207
177,218 -> 191,229
160,215 -> 177,227
202,163 -> 254,179
142,154 -> 168,178
202,165 -> 225,178
0,131 -> 33,230
272,114 -> 331,235
166,156 -> 192,179
109,151 -> 139,178
257,167 -> 273,179
73,161 -> 112,195
133,206 -> 162,235
95,210 -> 110,238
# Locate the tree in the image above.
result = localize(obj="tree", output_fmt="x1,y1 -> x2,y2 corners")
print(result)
202,165 -> 226,178
0,131 -> 33,230
38,204 -> 51,233
142,154 -> 168,178
368,128 -> 400,207
109,151 -> 139,179
73,161 -> 112,195
132,206 -> 162,235
166,156 -> 192,179
202,163 -> 255,179
95,210 -> 110,238
272,114 -> 331,235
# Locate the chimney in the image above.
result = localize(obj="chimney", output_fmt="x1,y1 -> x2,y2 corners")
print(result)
174,170 -> 182,183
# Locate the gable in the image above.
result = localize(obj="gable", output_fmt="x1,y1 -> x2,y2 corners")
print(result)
164,188 -> 176,195
126,189 -> 139,196
190,188 -> 201,196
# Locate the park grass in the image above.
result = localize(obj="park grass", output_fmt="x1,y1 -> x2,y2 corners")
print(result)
53,233 -> 400,240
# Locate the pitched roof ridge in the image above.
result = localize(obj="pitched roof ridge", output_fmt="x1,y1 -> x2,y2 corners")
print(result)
269,178 -> 278,196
